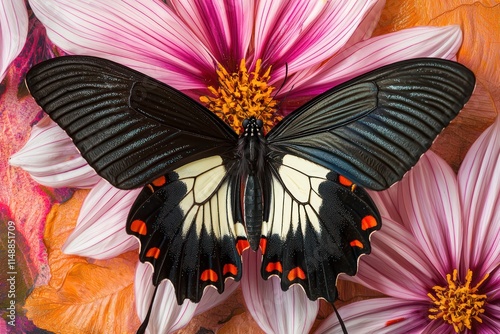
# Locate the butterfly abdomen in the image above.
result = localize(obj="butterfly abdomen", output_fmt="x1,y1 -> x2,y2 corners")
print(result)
244,174 -> 263,250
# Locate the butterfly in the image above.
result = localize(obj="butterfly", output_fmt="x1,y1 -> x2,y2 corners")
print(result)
25,56 -> 474,330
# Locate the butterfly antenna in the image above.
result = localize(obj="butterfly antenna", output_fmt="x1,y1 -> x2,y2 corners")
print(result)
332,302 -> 348,334
137,284 -> 159,334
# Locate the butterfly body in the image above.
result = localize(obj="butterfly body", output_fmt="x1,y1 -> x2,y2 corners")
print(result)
24,56 -> 475,310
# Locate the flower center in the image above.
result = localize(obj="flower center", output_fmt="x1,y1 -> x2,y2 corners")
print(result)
200,59 -> 281,134
428,269 -> 488,333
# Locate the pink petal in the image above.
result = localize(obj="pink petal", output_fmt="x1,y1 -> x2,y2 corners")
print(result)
242,250 -> 319,334
194,278 -> 239,316
289,25 -> 462,95
347,217 -> 438,300
29,0 -> 215,90
0,0 -> 28,82
395,151 -> 463,278
9,116 -> 100,188
170,0 -> 253,71
256,0 -> 380,82
458,117 -> 500,275
62,179 -> 140,259
340,0 -> 386,49
314,298 -> 429,334
135,263 -> 197,334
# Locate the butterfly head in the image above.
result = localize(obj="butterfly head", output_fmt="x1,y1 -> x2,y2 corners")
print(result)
242,117 -> 264,137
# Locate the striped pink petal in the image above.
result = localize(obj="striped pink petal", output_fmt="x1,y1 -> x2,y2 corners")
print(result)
288,25 -> 462,96
347,217 -> 438,300
29,0 -> 215,90
62,179 -> 140,259
0,0 -> 28,82
458,116 -> 500,275
314,298 -> 429,334
9,116 -> 100,188
242,250 -> 319,334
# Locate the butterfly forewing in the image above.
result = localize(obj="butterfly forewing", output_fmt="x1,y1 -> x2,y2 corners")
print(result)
267,59 -> 475,190
261,154 -> 380,302
25,56 -> 237,189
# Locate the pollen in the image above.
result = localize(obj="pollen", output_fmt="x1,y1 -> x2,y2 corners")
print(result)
428,269 -> 488,333
200,59 -> 281,134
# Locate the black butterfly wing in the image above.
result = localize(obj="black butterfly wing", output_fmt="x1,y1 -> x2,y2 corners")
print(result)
126,155 -> 248,304
260,155 -> 380,302
267,58 -> 475,190
25,56 -> 238,190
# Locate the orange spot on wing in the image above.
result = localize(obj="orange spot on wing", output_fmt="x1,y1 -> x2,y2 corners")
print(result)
350,239 -> 363,248
339,175 -> 353,187
287,267 -> 306,281
259,237 -> 267,254
145,247 -> 160,259
385,318 -> 406,327
361,215 -> 378,230
223,264 -> 238,276
200,269 -> 218,282
152,176 -> 166,187
236,239 -> 249,255
130,220 -> 147,235
265,261 -> 283,274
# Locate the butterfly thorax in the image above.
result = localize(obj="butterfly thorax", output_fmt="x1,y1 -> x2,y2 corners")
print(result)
238,117 -> 267,250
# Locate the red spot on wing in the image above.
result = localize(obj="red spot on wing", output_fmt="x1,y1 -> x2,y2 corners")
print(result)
145,247 -> 160,259
339,175 -> 353,187
385,318 -> 406,326
223,263 -> 238,276
350,239 -> 363,248
200,269 -> 218,282
265,261 -> 283,274
361,215 -> 377,230
152,176 -> 166,187
130,220 -> 147,235
259,237 -> 267,254
236,239 -> 249,255
287,267 -> 306,281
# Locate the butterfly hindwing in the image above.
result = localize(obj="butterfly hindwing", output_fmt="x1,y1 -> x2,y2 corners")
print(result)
126,155 -> 248,303
267,58 -> 475,190
260,154 -> 380,302
25,56 -> 237,189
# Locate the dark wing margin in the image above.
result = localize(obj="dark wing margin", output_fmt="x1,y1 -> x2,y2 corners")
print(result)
267,58 -> 475,190
25,56 -> 238,189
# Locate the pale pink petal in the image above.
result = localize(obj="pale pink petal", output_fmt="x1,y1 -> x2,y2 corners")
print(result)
0,0 -> 28,82
340,0 -> 386,49
242,250 -> 319,334
9,116 -> 100,188
170,0 -> 253,70
256,0 -> 380,82
458,117 -> 500,275
62,179 -> 140,259
314,298 -> 429,334
287,25 -> 462,95
194,279 -> 239,316
135,263 -> 197,334
29,0 -> 215,90
395,152 -> 462,278
347,217 -> 438,300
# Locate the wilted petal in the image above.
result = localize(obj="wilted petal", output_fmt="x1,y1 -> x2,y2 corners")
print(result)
9,116 -> 100,188
170,0 -> 253,70
291,25 -> 462,95
458,117 -> 500,274
62,179 -> 140,259
0,0 -> 28,82
395,152 -> 463,278
29,0 -> 214,90
242,250 -> 318,334
347,217 -> 438,300
314,298 -> 429,334
135,263 -> 197,334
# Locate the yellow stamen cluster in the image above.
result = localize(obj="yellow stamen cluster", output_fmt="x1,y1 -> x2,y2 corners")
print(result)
200,59 -> 281,134
428,269 -> 488,333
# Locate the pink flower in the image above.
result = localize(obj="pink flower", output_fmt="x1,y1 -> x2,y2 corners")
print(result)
315,117 -> 500,333
12,0 -> 466,332
0,0 -> 28,82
